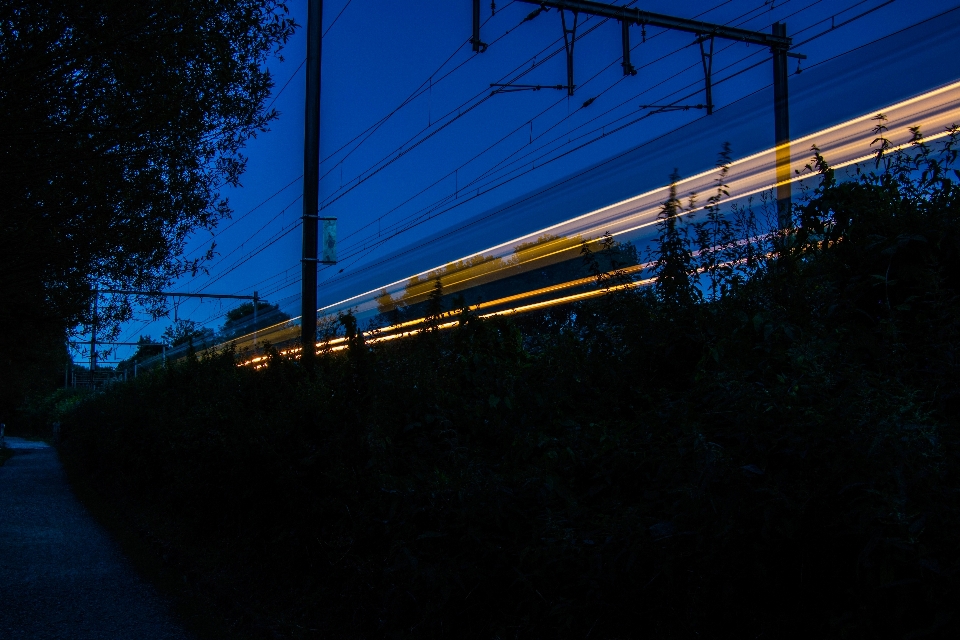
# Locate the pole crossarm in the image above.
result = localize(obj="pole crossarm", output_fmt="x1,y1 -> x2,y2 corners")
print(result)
516,0 -> 792,49
490,83 -> 568,93
69,341 -> 164,347
99,289 -> 255,300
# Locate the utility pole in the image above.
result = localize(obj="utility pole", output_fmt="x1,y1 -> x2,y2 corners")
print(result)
474,1 -> 803,228
772,22 -> 792,228
253,290 -> 259,350
301,0 -> 323,364
89,288 -> 98,376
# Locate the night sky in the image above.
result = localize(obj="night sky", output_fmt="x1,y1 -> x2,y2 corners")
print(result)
100,0 -> 959,363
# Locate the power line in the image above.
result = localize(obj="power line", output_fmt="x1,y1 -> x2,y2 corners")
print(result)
153,0 -> 903,341
179,3 -> 524,295
182,175 -> 303,261
316,2 -> 519,173
322,0 -> 796,255
316,12 -> 613,211
181,193 -> 303,289
326,0 -> 783,245
468,2 -> 819,185
309,0 -> 905,295
259,0 -> 355,116
182,0 -> 775,325
356,0 -> 851,239
173,2 -> 584,308
195,210 -> 303,292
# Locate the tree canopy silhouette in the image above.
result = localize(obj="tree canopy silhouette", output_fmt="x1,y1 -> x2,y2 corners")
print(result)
0,0 -> 296,411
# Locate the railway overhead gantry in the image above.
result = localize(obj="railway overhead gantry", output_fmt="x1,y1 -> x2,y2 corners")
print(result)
471,0 -> 805,227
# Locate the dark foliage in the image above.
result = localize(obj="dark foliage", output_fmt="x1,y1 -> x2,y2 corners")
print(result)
115,335 -> 165,373
58,132 -> 960,638
0,0 -> 295,414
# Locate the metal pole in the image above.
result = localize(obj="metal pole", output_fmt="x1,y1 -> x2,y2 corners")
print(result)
773,22 -> 791,229
472,0 -> 481,51
560,10 -> 577,96
90,288 -> 98,374
620,20 -> 635,76
699,37 -> 714,115
301,0 -> 323,365
253,291 -> 259,351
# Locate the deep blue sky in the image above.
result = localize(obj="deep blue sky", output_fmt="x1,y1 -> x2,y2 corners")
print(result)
101,0 -> 959,362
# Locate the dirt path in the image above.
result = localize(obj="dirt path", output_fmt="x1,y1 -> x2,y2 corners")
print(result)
0,437 -> 193,639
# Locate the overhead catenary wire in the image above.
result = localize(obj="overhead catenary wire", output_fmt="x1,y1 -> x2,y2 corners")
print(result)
139,3 -> 880,344
467,0 -> 828,186
179,1 -> 651,315
325,0 -> 796,249
172,12 -> 586,329
126,0 -> 904,348
317,0 -> 807,256
347,0 -> 879,252
172,0 -> 849,307
315,10 -> 616,212
181,0 -> 807,329
316,2 -> 519,174
225,6 -> 785,303
181,175 -> 303,261
180,3 -> 527,295
307,0 -> 910,297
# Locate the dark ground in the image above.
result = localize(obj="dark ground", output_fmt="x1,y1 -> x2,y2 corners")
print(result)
0,437 -> 193,640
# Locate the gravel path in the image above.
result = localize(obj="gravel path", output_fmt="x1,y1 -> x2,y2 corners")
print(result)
0,437 -> 193,639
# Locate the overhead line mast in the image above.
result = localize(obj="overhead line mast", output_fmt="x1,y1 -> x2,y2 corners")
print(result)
471,0 -> 803,227
301,0 -> 323,364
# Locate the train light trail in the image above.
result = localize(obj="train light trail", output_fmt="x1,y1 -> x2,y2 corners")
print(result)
214,81 -> 960,369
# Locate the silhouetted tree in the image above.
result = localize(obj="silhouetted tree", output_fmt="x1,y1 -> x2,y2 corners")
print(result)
0,0 -> 295,414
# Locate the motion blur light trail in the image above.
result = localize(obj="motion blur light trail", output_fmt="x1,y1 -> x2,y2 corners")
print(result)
313,81 -> 960,319
147,79 -> 960,369
238,268 -> 656,368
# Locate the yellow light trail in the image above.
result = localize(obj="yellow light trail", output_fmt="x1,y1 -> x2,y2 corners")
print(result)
223,80 -> 960,366
315,80 -> 960,320
237,267 -> 654,366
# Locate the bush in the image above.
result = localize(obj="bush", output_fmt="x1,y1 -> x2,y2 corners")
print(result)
60,129 -> 960,638
13,387 -> 90,439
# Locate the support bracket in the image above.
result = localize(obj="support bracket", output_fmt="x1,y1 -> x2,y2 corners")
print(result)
639,103 -> 708,115
471,0 -> 488,52
490,83 -> 568,94
621,20 -> 637,76
697,35 -> 715,115
560,9 -> 579,96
